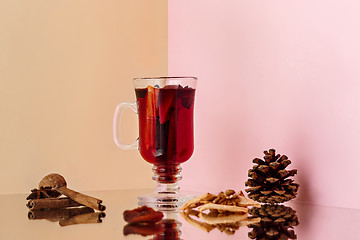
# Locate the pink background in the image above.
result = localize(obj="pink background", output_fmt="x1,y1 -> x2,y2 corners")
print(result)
169,0 -> 360,209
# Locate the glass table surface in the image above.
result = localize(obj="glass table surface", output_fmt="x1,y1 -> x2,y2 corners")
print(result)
0,189 -> 359,240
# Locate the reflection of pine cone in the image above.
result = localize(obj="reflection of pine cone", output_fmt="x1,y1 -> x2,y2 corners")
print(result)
245,149 -> 299,203
248,205 -> 299,240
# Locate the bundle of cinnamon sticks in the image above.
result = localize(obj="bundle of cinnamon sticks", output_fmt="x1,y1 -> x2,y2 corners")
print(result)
26,174 -> 106,226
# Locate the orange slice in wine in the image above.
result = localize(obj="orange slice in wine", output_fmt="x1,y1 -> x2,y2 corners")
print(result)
143,86 -> 159,150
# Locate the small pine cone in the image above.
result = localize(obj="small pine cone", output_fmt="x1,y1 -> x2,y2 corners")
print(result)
248,204 -> 299,240
245,149 -> 299,203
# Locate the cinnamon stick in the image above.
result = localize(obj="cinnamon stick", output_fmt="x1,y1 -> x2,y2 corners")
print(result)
38,173 -> 106,211
57,187 -> 106,211
27,197 -> 83,210
59,212 -> 106,226
28,207 -> 94,221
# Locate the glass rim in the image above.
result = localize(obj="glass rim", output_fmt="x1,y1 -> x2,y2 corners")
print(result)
133,76 -> 197,81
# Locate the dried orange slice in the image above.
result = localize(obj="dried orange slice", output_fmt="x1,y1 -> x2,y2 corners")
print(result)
142,86 -> 159,152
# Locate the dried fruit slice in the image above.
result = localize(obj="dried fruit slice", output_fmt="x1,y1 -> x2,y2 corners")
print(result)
180,193 -> 217,211
198,203 -> 249,213
142,86 -> 159,150
199,212 -> 249,225
123,223 -> 164,236
123,206 -> 164,224
145,86 -> 159,120
179,211 -> 216,233
237,196 -> 261,207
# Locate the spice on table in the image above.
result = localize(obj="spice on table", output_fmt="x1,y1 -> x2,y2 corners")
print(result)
123,223 -> 164,236
28,207 -> 94,221
27,197 -> 83,210
59,212 -> 106,226
38,173 -> 106,211
179,189 -> 261,235
26,187 -> 61,200
180,190 -> 260,212
123,206 -> 164,223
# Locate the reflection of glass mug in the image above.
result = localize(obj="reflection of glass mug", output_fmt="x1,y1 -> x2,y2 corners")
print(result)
113,77 -> 197,208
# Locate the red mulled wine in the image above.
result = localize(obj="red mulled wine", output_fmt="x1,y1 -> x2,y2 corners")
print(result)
135,85 -> 195,183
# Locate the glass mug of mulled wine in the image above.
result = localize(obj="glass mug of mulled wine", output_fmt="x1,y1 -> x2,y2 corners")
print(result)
113,77 -> 197,209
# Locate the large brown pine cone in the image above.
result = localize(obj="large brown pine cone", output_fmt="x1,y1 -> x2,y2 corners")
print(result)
245,149 -> 299,203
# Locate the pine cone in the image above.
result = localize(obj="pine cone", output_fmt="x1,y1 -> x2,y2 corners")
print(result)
245,149 -> 299,203
248,204 -> 299,240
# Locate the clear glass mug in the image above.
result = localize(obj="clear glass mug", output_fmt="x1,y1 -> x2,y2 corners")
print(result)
113,77 -> 197,209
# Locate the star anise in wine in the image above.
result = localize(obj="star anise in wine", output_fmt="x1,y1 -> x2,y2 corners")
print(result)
26,187 -> 61,200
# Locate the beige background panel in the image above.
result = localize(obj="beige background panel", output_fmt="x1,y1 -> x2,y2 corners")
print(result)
0,0 -> 167,194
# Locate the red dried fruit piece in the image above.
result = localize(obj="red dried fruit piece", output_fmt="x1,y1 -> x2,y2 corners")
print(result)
123,206 -> 164,223
123,223 -> 164,236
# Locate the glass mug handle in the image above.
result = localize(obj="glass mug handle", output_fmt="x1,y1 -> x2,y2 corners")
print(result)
113,102 -> 138,150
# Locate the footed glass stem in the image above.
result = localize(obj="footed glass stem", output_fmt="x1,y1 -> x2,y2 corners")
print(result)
138,165 -> 196,211
152,164 -> 182,185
